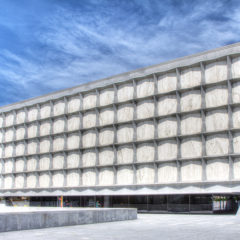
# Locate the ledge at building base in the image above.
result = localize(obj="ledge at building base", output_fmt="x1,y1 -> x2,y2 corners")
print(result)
0,207 -> 137,232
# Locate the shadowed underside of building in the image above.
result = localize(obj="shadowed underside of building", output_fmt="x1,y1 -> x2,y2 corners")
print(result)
1,43 -> 240,213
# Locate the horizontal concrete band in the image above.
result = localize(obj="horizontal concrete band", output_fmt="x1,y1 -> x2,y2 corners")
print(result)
1,181 -> 240,197
0,207 -> 137,232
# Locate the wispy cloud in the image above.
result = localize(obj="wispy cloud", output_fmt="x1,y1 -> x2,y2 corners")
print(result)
0,0 -> 240,106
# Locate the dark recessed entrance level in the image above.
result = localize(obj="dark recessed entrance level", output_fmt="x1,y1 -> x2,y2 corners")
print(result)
27,194 -> 240,214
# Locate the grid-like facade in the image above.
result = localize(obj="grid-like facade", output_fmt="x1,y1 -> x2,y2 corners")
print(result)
1,44 -> 240,196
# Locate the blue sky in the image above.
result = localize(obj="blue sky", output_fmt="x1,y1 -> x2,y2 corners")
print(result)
0,0 -> 240,106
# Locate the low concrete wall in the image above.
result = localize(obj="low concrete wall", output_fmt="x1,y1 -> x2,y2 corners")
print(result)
0,207 -> 137,232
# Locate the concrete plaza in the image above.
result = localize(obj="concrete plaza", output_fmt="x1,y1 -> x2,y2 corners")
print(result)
0,213 -> 239,240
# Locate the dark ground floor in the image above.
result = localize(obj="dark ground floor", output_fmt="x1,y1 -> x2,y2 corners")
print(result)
3,194 -> 240,214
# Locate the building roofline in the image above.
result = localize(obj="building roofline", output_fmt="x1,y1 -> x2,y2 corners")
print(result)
1,42 -> 240,113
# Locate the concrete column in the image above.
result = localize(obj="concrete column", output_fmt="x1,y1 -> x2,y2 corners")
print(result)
104,195 -> 110,207
13,110 -> 17,125
36,172 -> 40,188
113,83 -> 118,103
79,93 -> 83,111
11,173 -> 15,189
229,156 -> 234,180
113,166 -> 117,185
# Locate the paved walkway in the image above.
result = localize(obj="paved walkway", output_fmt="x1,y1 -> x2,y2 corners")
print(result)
0,214 -> 239,240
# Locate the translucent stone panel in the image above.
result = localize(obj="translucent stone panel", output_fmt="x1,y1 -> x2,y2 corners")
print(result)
137,99 -> 154,119
67,133 -> 80,150
82,130 -> 96,148
117,166 -> 133,185
117,124 -> 133,143
99,128 -> 114,146
27,157 -> 37,171
205,86 -> 228,108
180,66 -> 201,89
4,175 -> 12,189
67,115 -> 80,131
136,143 -> 155,162
82,169 -> 96,186
205,60 -> 227,84
158,72 -> 177,93
16,109 -> 25,124
67,152 -> 80,168
83,111 -> 96,129
117,104 -> 134,122
15,158 -> 24,172
117,82 -> 134,102
206,134 -> 229,156
233,107 -> 240,128
5,128 -> 14,142
15,142 -> 25,156
27,123 -> 38,138
0,160 -> 2,173
52,171 -> 64,187
83,92 -> 97,110
28,106 -> 38,122
15,174 -> 24,188
99,147 -> 114,165
233,158 -> 240,179
4,144 -> 13,158
137,121 -> 154,141
181,160 -> 202,182
4,159 -> 13,173
53,136 -> 64,151
40,138 -> 50,153
181,90 -> 201,112
26,174 -> 36,188
158,140 -> 177,161
40,120 -> 51,136
16,126 -> 25,140
232,56 -> 240,78
136,78 -> 154,98
117,145 -> 133,164
158,162 -> 177,183
68,95 -> 81,113
136,164 -> 154,184
82,149 -> 96,167
206,109 -> 228,132
53,153 -> 64,169
158,95 -> 177,116
53,118 -> 65,134
53,99 -> 65,116
27,140 -> 37,155
99,88 -> 114,106
232,82 -> 240,103
5,113 -> 14,127
206,159 -> 229,181
158,117 -> 177,138
181,113 -> 202,135
40,103 -> 51,119
233,133 -> 240,154
39,155 -> 50,170
99,167 -> 114,185
67,170 -> 79,187
99,108 -> 114,126
181,137 -> 202,158
39,173 -> 50,188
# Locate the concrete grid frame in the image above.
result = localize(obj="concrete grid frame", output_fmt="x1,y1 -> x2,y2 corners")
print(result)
1,43 -> 240,197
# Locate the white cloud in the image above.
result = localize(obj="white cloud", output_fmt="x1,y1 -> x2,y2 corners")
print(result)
0,0 -> 240,105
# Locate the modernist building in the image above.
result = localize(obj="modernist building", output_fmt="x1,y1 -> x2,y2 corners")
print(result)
1,43 -> 240,212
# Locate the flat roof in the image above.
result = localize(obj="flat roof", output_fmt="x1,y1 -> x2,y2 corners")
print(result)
1,42 -> 240,113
